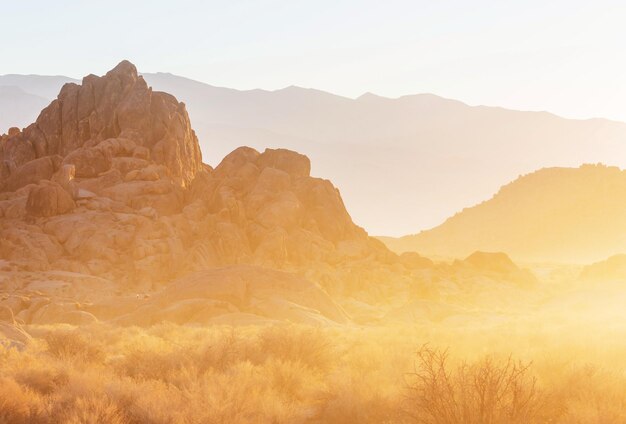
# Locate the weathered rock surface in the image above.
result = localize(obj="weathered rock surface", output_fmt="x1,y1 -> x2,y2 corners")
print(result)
0,61 -> 442,326
116,265 -> 348,326
63,146 -> 112,178
0,305 -> 32,349
26,182 -> 75,217
1,60 -> 202,189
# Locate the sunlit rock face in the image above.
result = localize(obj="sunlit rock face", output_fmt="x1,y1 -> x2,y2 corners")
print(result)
0,60 -> 202,190
0,61 -> 396,302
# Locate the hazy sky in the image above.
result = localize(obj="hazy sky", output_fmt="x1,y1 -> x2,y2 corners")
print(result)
2,1 -> 626,121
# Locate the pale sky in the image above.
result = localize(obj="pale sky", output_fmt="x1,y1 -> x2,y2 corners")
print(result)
2,0 -> 626,121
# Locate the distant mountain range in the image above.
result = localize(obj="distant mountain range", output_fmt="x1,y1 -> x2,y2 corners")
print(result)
380,164 -> 626,264
0,85 -> 52,132
3,71 -> 626,236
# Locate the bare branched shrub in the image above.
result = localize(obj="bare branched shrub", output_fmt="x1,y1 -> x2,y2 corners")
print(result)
404,345 -> 552,424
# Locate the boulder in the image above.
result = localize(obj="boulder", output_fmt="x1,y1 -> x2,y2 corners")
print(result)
76,169 -> 122,195
3,156 -> 62,192
0,305 -> 15,323
0,223 -> 64,267
256,148 -> 311,178
214,146 -> 260,179
463,251 -> 518,274
111,157 -> 149,176
95,138 -> 137,157
294,177 -> 362,242
1,132 -> 36,171
26,182 -> 75,217
63,146 -> 112,178
127,265 -> 349,325
51,164 -> 76,190
0,321 -> 31,350
399,251 -> 434,269
133,146 -> 150,160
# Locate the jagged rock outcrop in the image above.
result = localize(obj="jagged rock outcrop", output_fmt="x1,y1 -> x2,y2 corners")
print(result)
7,63 -> 531,328
0,61 -> 401,314
0,60 -> 202,191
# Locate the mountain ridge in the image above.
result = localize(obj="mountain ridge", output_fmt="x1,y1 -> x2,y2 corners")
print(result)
381,163 -> 626,263
6,71 -> 623,127
4,70 -> 626,236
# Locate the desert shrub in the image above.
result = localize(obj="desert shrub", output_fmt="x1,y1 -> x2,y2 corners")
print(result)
114,347 -> 187,381
55,395 -> 129,424
543,363 -> 626,423
10,323 -> 626,423
404,345 -> 555,424
256,325 -> 334,371
0,378 -> 33,424
44,330 -> 104,363
315,377 -> 402,424
195,327 -> 242,373
14,364 -> 69,395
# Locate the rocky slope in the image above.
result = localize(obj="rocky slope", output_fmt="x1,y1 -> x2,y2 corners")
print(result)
0,61 -> 400,328
382,164 -> 626,263
0,62 -> 542,333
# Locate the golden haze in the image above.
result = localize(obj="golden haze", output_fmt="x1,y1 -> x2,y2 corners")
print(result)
1,61 -> 626,423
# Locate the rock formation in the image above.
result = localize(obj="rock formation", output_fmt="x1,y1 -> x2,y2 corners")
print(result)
115,265 -> 349,326
1,61 -> 202,189
0,61 -> 411,326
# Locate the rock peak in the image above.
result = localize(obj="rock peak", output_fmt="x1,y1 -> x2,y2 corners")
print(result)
0,62 -> 396,307
108,60 -> 138,77
1,62 -> 203,189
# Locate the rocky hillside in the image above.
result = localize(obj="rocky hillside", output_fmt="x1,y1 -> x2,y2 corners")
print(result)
0,61 -> 402,328
382,164 -> 626,263
0,60 -> 397,279
0,62 -> 543,333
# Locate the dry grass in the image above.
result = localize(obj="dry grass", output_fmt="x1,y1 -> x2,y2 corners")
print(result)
0,322 -> 625,423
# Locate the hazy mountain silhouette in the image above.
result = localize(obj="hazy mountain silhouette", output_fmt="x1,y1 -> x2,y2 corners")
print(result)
0,74 -> 78,131
3,72 -> 626,235
381,164 -> 626,263
0,74 -> 77,99
0,86 -> 52,130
